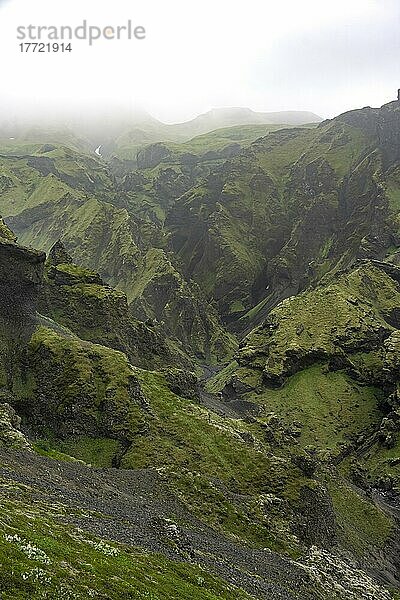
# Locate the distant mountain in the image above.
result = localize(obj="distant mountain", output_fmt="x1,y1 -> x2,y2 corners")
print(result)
0,126 -> 92,155
0,107 -> 322,161
170,107 -> 322,138
77,106 -> 322,144
107,107 -> 321,161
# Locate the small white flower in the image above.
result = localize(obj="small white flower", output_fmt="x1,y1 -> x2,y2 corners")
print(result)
86,539 -> 119,556
21,567 -> 51,584
5,534 -> 51,564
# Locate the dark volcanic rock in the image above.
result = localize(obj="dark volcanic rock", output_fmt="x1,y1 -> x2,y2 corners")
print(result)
48,239 -> 73,266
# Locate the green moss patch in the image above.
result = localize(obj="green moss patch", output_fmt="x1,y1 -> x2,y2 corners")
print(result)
327,477 -> 392,554
246,365 -> 383,451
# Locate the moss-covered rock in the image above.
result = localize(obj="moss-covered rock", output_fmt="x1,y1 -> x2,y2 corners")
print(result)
0,399 -> 32,451
0,216 -> 17,242
162,367 -> 200,400
40,242 -> 197,371
19,325 -> 149,442
237,261 -> 400,386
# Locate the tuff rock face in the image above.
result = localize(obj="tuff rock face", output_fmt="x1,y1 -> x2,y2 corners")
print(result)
0,227 -> 45,396
39,241 -> 200,371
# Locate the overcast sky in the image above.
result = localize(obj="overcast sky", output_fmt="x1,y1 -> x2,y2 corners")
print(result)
0,0 -> 399,124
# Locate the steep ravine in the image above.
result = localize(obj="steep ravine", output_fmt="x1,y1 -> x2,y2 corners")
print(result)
2,99 -> 400,598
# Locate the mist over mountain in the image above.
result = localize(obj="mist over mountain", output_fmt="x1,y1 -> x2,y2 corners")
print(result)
0,105 -> 321,149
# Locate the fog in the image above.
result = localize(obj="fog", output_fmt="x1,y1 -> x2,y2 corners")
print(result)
0,0 -> 399,126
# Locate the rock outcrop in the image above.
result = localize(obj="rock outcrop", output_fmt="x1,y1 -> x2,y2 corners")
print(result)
237,261 -> 400,386
0,228 -> 45,391
0,399 -> 32,451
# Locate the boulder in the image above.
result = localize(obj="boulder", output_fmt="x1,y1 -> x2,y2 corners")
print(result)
0,401 -> 32,451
